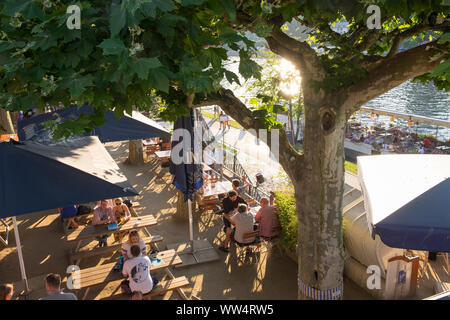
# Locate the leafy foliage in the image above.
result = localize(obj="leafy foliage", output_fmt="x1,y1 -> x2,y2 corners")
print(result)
0,0 -> 448,137
274,187 -> 298,253
0,0 -> 260,138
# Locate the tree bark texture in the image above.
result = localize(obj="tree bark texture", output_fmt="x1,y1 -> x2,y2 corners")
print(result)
293,103 -> 346,300
174,189 -> 189,221
0,109 -> 15,134
125,140 -> 144,165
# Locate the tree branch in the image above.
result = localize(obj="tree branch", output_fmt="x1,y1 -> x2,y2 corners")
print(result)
340,41 -> 449,113
265,24 -> 325,82
194,88 -> 304,177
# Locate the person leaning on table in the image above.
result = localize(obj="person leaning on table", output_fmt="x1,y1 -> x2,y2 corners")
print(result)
93,200 -> 116,247
40,273 -> 77,300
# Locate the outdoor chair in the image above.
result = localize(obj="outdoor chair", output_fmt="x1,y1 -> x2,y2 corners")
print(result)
161,142 -> 171,150
199,196 -> 220,212
234,231 -> 261,264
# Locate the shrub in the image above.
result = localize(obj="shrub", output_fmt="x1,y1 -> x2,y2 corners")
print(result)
274,186 -> 298,253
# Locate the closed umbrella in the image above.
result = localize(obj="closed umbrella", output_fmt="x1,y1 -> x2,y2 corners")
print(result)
169,110 -> 204,259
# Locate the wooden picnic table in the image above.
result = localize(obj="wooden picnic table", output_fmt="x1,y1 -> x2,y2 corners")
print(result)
142,138 -> 160,146
155,150 -> 171,162
66,215 -> 157,251
72,249 -> 182,299
201,180 -> 233,198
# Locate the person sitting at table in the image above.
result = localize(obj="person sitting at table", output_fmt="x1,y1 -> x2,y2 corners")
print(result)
231,203 -> 257,246
40,273 -> 77,300
254,197 -> 281,239
59,205 -> 79,229
232,176 -> 250,197
93,200 -> 116,247
113,198 -> 132,241
219,190 -> 246,253
122,230 -> 147,261
121,245 -> 153,296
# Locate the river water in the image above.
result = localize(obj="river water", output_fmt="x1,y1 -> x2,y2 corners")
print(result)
222,59 -> 450,141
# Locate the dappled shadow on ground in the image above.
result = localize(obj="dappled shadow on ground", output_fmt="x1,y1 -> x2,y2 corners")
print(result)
1,141 -> 299,300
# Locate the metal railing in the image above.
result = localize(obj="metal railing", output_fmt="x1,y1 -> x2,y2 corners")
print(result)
198,113 -> 270,202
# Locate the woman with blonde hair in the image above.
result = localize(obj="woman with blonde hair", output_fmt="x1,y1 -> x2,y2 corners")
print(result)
113,198 -> 131,241
112,198 -> 131,222
0,283 -> 13,300
121,230 -> 146,261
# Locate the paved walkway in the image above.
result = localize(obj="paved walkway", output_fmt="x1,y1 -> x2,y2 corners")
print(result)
203,115 -> 360,192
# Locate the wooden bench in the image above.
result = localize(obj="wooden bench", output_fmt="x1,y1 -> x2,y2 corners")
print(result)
68,234 -> 164,265
72,249 -> 183,299
62,212 -> 93,233
105,276 -> 190,300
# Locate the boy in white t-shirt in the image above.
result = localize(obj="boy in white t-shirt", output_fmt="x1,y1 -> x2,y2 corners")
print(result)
122,245 -> 153,295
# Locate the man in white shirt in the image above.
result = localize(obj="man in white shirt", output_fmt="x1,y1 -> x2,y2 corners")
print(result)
122,245 -> 153,295
230,204 -> 256,244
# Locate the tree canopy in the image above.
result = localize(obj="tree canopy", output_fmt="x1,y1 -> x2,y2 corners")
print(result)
0,0 -> 448,137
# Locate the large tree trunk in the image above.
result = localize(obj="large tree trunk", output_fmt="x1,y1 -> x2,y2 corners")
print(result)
0,109 -> 15,134
125,140 -> 144,165
293,103 -> 347,300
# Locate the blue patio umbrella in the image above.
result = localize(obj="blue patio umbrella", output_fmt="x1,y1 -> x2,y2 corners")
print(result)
18,103 -> 170,143
0,137 -> 139,293
169,109 -> 203,256
358,154 -> 450,253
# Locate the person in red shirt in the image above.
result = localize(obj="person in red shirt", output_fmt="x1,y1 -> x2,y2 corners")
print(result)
423,138 -> 431,148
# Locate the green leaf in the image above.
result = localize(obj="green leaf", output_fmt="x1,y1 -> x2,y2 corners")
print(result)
224,70 -> 241,86
438,33 -> 450,44
220,0 -> 236,21
98,38 -> 127,55
131,57 -> 163,79
109,4 -> 127,37
254,23 -> 273,37
140,0 -> 177,18
148,68 -> 170,93
63,75 -> 95,98
181,0 -> 205,5
432,60 -> 450,77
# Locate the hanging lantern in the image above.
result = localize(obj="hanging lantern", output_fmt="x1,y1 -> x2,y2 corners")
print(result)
370,113 -> 375,118
408,120 -> 414,126
390,116 -> 394,121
